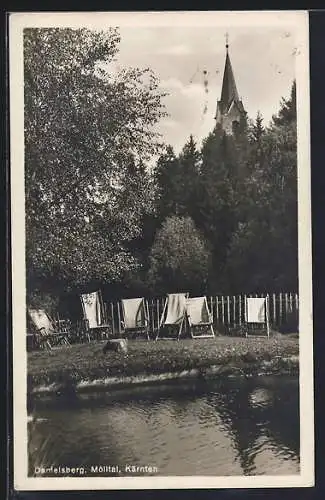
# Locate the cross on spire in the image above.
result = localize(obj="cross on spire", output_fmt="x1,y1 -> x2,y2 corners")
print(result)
225,32 -> 229,50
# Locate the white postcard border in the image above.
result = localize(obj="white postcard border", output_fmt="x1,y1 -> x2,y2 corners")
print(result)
10,10 -> 314,491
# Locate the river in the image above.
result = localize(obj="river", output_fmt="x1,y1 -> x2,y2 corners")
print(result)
28,375 -> 299,476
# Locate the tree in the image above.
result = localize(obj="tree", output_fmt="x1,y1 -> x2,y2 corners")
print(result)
147,216 -> 211,295
272,80 -> 296,126
224,81 -> 297,292
153,145 -> 182,220
250,111 -> 265,144
154,135 -> 201,222
24,28 -> 166,297
194,128 -> 242,288
177,135 -> 201,218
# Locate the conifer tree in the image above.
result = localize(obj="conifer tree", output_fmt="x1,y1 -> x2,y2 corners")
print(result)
224,81 -> 297,292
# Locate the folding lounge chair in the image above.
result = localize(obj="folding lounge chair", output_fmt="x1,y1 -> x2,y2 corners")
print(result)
28,308 -> 71,350
244,296 -> 270,338
186,296 -> 215,339
80,290 -> 111,341
156,293 -> 188,341
121,298 -> 150,340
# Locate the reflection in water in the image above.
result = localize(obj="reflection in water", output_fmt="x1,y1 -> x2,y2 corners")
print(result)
28,376 -> 299,476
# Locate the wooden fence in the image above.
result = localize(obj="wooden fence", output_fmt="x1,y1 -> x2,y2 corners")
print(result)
99,292 -> 299,336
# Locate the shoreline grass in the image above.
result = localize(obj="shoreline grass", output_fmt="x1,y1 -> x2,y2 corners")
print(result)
27,335 -> 299,397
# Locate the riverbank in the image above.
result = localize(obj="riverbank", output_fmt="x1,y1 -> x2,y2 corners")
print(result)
27,336 -> 299,397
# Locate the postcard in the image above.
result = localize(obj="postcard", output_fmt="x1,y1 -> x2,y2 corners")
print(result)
9,10 -> 313,490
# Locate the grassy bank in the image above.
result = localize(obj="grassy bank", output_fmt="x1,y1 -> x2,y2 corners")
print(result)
27,336 -> 299,396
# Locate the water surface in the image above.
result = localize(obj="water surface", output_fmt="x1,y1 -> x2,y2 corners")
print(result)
28,375 -> 299,476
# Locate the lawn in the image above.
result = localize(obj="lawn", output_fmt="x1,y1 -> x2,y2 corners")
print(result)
28,335 -> 299,393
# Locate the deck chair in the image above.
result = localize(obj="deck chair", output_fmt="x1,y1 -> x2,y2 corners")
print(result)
186,297 -> 215,338
28,309 -> 71,350
121,298 -> 150,340
244,296 -> 270,338
80,290 -> 110,341
156,293 -> 188,341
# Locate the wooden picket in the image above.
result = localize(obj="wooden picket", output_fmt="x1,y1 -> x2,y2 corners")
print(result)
104,292 -> 299,336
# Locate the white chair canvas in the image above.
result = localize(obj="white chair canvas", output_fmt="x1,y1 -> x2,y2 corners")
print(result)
156,293 -> 188,341
244,296 -> 270,338
121,297 -> 150,340
186,296 -> 215,338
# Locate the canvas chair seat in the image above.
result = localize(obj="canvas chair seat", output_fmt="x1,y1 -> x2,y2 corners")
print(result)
121,298 -> 150,340
244,296 -> 270,338
186,297 -> 215,338
156,293 -> 188,340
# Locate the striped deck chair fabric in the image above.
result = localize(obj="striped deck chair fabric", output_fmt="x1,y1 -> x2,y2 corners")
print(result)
186,296 -> 215,338
156,293 -> 188,340
28,308 -> 70,349
121,298 -> 150,340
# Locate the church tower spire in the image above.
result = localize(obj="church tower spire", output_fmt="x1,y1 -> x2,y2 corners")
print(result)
215,36 -> 246,134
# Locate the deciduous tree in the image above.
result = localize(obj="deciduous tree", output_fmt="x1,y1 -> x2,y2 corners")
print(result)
148,216 -> 211,295
25,28 -> 166,296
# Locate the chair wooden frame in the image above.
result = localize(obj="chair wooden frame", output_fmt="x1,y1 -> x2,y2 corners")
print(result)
186,296 -> 215,339
244,295 -> 270,338
155,293 -> 189,341
121,298 -> 150,340
80,290 -> 111,341
28,309 -> 71,350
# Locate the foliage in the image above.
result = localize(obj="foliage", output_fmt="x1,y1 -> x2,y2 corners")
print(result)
151,81 -> 297,294
25,26 -> 298,308
224,81 -> 297,292
153,135 -> 200,221
193,127 -> 246,289
25,28 -> 165,294
27,290 -> 59,315
249,111 -> 265,143
147,216 -> 211,294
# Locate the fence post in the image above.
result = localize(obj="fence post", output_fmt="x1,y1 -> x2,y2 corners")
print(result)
210,296 -> 213,322
215,296 -> 219,325
285,292 -> 289,323
233,295 -> 236,326
156,299 -> 160,334
110,302 -> 115,336
239,295 -> 242,325
244,294 -> 247,322
148,299 -> 152,333
295,293 -> 299,326
289,292 -> 293,313
227,296 -> 230,324
266,294 -> 270,338
272,293 -> 276,325
279,293 -> 283,325
221,296 -> 225,325
117,302 -> 122,334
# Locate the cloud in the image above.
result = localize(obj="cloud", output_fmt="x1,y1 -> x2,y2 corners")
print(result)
116,25 -> 297,152
160,77 -> 204,98
161,118 -> 178,129
157,44 -> 193,56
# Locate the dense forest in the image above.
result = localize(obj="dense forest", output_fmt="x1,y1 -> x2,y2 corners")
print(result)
24,28 -> 298,313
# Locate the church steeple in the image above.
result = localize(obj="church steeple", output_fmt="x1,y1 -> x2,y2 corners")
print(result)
215,36 -> 245,134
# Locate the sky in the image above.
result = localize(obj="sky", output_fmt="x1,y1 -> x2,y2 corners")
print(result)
114,26 -> 297,154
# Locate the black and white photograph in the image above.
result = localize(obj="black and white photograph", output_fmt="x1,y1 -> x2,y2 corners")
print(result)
10,11 -> 313,490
